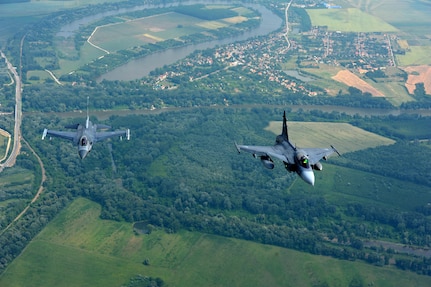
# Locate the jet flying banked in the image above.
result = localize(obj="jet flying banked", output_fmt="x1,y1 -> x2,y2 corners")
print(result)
42,109 -> 130,159
235,111 -> 340,186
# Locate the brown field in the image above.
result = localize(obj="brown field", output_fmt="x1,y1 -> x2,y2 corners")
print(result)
332,70 -> 384,97
402,65 -> 431,95
223,16 -> 248,24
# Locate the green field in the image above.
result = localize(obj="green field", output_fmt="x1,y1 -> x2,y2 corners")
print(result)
397,46 -> 431,66
56,42 -> 106,76
90,12 -> 208,52
264,121 -> 395,153
306,8 -> 398,32
2,197 -> 431,287
53,5 -> 254,76
309,163 -> 431,212
343,0 -> 431,34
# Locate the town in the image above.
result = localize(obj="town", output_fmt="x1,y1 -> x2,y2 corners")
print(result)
148,1 -> 403,98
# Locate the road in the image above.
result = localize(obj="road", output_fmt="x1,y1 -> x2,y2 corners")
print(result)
282,0 -> 294,49
0,35 -> 47,235
0,49 -> 22,170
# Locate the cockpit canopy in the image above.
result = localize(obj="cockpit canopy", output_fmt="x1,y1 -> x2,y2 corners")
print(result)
296,151 -> 310,169
80,136 -> 88,147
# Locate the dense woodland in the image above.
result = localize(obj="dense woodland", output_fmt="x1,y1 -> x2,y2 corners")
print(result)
1,104 -> 431,276
1,0 -> 431,280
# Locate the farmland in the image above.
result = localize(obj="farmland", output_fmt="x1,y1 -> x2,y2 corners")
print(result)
89,12 -> 210,52
53,4 -> 258,77
264,121 -> 395,153
295,0 -> 431,106
2,197 -> 431,287
332,70 -> 384,97
403,65 -> 431,95
306,8 -> 398,32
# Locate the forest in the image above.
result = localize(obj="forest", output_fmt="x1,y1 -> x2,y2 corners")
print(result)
1,104 -> 431,276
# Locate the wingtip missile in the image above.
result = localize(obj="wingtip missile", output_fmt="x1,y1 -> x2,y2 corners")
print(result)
331,145 -> 341,156
42,128 -> 48,140
126,129 -> 130,140
234,141 -> 241,153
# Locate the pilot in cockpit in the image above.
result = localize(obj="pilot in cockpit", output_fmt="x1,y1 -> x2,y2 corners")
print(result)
80,137 -> 87,146
297,153 -> 310,168
301,157 -> 309,167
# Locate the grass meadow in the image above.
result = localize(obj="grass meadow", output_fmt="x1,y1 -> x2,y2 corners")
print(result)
397,46 -> 431,66
53,6 -> 252,76
342,0 -> 431,34
89,12 -> 207,52
304,163 -> 431,212
371,81 -> 415,106
0,167 -> 35,224
264,121 -> 395,153
55,42 -> 106,76
306,8 -> 398,33
2,197 -> 431,287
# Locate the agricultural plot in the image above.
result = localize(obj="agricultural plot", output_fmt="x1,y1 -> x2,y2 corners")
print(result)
332,70 -> 384,97
397,46 -> 431,66
89,11 -> 241,53
344,0 -> 431,34
308,163 -> 431,212
306,8 -> 398,33
264,121 -> 395,153
371,81 -> 414,106
402,65 -> 431,95
2,198 -> 431,287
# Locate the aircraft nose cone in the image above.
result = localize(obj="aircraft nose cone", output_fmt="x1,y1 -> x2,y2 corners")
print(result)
301,170 -> 315,186
79,150 -> 88,159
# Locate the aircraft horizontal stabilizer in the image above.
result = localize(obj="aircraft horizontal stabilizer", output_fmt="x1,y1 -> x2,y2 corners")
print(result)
97,124 -> 111,130
65,123 -> 79,129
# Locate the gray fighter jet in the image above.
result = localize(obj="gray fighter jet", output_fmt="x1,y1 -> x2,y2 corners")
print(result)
42,110 -> 130,159
235,111 -> 340,186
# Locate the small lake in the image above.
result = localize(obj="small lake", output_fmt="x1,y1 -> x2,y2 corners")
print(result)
283,70 -> 315,82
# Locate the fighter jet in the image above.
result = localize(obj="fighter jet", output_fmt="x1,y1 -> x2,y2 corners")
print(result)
235,111 -> 340,186
42,106 -> 130,159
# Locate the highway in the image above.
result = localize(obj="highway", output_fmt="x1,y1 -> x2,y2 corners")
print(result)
0,50 -> 22,170
0,37 -> 46,236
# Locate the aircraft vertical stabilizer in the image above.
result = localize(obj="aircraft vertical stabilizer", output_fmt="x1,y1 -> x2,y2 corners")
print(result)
281,111 -> 289,141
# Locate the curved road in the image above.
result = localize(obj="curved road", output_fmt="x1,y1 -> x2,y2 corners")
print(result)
0,50 -> 21,170
282,0 -> 294,49
0,36 -> 47,235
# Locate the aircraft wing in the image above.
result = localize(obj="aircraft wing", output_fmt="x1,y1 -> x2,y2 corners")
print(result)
302,146 -> 340,164
95,129 -> 130,142
235,143 -> 288,162
42,129 -> 76,141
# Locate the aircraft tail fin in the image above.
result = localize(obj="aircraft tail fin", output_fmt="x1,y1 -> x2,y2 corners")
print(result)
86,96 -> 90,129
281,111 -> 289,141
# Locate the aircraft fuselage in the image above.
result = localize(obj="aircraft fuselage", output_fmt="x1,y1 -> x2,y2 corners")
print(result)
74,122 -> 95,159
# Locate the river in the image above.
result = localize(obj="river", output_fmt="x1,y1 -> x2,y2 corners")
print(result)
58,1 -> 283,81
